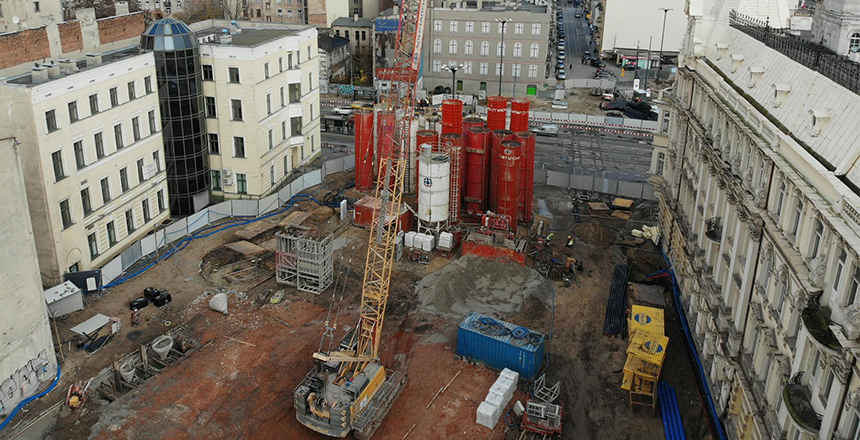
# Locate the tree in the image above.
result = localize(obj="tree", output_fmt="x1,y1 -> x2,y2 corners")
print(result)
174,0 -> 224,23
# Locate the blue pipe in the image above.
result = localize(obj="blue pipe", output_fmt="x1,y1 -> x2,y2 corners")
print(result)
0,364 -> 62,433
672,384 -> 687,439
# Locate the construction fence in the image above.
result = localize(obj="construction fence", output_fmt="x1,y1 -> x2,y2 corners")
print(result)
536,169 -> 656,201
475,106 -> 660,134
98,155 -> 356,287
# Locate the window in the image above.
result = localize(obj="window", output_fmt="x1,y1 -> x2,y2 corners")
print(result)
137,158 -> 145,182
211,169 -> 222,191
208,133 -> 220,154
835,249 -> 847,294
229,67 -> 240,83
850,32 -> 860,52
848,266 -> 860,305
120,168 -> 130,192
432,60 -> 441,72
481,22 -> 490,34
51,151 -> 64,181
88,93 -> 99,114
775,279 -> 788,318
498,22 -> 505,34
811,346 -> 822,380
656,153 -> 666,175
449,40 -> 457,54
823,370 -> 835,403
107,221 -> 117,247
279,57 -> 284,72
267,93 -> 272,115
847,411 -> 860,440
152,150 -> 160,172
496,63 -> 503,76
466,21 -> 474,33
775,181 -> 786,217
513,42 -> 522,57
114,124 -> 124,149
284,155 -> 290,175
234,136 -> 246,157
68,101 -> 79,123
34,1 -> 40,12
264,62 -> 270,79
60,199 -> 73,228
270,165 -> 275,186
71,140 -> 86,170
157,190 -> 165,212
480,41 -> 489,56
662,111 -> 671,133
282,120 -> 287,140
205,96 -> 216,117
289,83 -> 301,102
291,117 -> 302,135
309,70 -> 314,89
148,110 -> 157,134
514,23 -> 523,34
463,62 -> 472,75
433,39 -> 441,53
46,109 -> 58,132
202,64 -> 214,81
528,65 -> 537,78
288,53 -> 294,69
132,117 -> 141,141
791,199 -> 805,237
434,20 -> 441,31
100,177 -> 111,202
127,81 -> 136,100
231,99 -> 243,121
480,81 -> 487,91
277,8 -> 282,17
530,43 -> 539,58
464,40 -> 473,55
110,87 -> 119,107
95,132 -> 104,158
88,233 -> 99,259
268,128 -> 274,149
450,21 -> 458,32
81,188 -> 92,215
496,42 -> 505,56
125,209 -> 135,234
145,76 -> 153,94
532,23 -> 541,35
142,199 -> 151,223
512,64 -> 521,78
480,62 -> 488,75
361,31 -> 366,41
237,173 -> 248,194
810,220 -> 824,258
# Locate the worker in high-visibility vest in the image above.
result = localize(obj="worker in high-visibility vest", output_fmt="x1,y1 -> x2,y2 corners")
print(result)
547,233 -> 554,243
566,236 -> 574,248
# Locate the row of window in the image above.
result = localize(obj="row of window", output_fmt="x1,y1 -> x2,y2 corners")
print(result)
206,117 -> 302,158
334,29 -> 368,43
51,110 -> 159,183
432,60 -> 539,78
84,189 -> 166,261
45,76 -> 154,133
203,83 -> 303,120
201,52 -> 301,83
433,20 -> 542,36
432,40 -> 541,58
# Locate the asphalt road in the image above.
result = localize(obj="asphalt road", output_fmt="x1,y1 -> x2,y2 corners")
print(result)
552,4 -> 623,81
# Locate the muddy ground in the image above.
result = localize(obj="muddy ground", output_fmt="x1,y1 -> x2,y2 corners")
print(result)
10,178 -> 712,440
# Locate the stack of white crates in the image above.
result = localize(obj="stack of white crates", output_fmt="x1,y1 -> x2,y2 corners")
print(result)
438,232 -> 454,250
476,368 -> 520,429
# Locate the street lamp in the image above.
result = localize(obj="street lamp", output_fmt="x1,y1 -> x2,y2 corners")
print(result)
442,63 -> 463,99
496,17 -> 512,96
657,8 -> 673,72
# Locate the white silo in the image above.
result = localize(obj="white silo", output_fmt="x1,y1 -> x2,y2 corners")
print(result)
417,146 -> 450,225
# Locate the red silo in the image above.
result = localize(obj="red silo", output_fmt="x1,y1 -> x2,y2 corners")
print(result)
376,110 -> 396,187
354,109 -> 374,191
464,127 -> 490,212
415,129 -> 438,191
461,117 -> 485,191
487,96 -> 508,132
496,140 -> 522,233
510,99 -> 530,133
441,132 -> 463,223
489,129 -> 513,212
514,131 -> 536,222
441,99 -> 464,135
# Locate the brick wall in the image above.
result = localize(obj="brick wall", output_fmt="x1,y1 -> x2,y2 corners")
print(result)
58,21 -> 84,54
0,28 -> 51,70
97,12 -> 145,45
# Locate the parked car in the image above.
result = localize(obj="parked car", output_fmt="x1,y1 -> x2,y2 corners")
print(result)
606,111 -> 624,118
332,107 -> 354,116
557,60 -> 565,69
557,43 -> 565,51
531,124 -> 560,137
575,12 -> 582,17
557,51 -> 566,60
556,70 -> 567,80
589,58 -> 606,68
623,64 -> 637,71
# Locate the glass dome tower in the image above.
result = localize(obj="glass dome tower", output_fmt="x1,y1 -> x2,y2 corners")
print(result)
140,19 -> 210,215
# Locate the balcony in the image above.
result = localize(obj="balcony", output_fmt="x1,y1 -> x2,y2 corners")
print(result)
801,306 -> 841,352
705,217 -> 722,242
782,381 -> 822,434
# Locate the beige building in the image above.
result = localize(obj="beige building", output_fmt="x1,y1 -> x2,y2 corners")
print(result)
652,0 -> 860,439
0,48 -> 170,286
0,0 -> 64,32
191,20 -> 321,199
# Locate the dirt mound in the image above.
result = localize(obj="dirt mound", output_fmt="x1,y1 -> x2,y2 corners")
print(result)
573,221 -> 615,247
414,255 -> 554,319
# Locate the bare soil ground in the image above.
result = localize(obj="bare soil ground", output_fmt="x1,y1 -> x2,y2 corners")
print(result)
16,177 -> 712,440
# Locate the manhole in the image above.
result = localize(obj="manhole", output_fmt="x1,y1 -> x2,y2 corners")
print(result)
127,331 -> 142,341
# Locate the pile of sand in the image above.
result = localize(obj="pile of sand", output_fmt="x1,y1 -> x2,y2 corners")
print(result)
414,255 -> 554,319
573,221 -> 615,247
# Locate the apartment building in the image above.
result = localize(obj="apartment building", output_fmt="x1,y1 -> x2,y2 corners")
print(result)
652,0 -> 860,439
0,0 -> 63,32
0,49 -> 170,286
332,15 -> 374,55
245,0 -> 307,24
422,0 -> 551,98
191,19 -> 321,199
319,33 -> 350,94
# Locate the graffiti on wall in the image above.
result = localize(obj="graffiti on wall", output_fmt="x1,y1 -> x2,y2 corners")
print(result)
0,349 -> 52,415
338,84 -> 355,96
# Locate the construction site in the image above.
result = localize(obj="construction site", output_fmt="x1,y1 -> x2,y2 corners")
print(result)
1,4 -> 713,440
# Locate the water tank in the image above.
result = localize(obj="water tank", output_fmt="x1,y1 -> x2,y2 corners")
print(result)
418,153 -> 450,223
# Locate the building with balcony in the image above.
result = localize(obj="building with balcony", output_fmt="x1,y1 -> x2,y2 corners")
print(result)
190,19 -> 321,199
421,0 -> 551,98
652,0 -> 860,439
0,48 -> 170,286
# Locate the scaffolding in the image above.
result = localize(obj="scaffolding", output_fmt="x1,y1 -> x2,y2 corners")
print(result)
276,227 -> 334,295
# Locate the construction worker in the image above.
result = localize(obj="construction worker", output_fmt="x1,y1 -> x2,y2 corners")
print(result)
566,236 -> 574,247
547,232 -> 554,244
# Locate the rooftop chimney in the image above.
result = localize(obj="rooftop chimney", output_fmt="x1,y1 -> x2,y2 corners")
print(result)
86,53 -> 102,67
31,66 -> 49,83
59,58 -> 77,74
45,62 -> 61,79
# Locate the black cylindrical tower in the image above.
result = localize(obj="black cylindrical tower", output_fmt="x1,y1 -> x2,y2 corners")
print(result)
140,18 -> 210,215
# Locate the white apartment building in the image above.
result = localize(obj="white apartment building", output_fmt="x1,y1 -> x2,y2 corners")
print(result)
422,0 -> 551,98
191,20 -> 321,199
652,0 -> 860,439
0,49 -> 170,286
0,0 -> 63,32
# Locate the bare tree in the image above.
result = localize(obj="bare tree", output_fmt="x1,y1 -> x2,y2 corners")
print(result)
174,0 -> 224,23
220,0 -> 247,21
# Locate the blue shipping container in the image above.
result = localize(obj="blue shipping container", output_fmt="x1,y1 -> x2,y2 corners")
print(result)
456,312 -> 546,380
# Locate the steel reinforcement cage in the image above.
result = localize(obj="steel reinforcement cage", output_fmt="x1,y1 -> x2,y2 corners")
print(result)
275,230 -> 333,294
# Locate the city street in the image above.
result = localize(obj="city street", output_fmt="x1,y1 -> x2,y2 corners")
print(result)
553,4 -> 624,80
